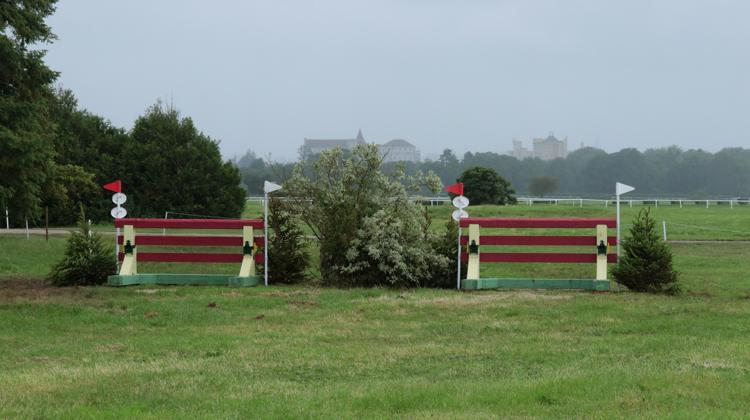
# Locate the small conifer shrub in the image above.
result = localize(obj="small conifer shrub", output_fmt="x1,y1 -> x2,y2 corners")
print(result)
612,208 -> 680,294
267,197 -> 309,284
49,209 -> 116,286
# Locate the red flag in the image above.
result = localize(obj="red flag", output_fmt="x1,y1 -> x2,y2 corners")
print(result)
102,180 -> 122,193
444,182 -> 464,196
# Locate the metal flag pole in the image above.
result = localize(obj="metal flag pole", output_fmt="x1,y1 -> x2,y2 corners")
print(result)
446,183 -> 468,291
456,225 -> 462,290
104,181 -> 126,271
616,194 -> 621,258
115,227 -> 120,270
615,182 -> 635,259
264,191 -> 269,287
262,181 -> 283,287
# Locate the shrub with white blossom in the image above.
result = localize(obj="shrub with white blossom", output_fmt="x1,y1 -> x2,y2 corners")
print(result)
284,144 -> 448,287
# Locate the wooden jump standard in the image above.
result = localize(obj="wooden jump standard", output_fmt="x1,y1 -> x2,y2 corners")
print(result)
459,217 -> 617,291
107,218 -> 263,287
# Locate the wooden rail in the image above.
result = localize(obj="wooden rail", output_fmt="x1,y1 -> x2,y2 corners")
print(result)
110,218 -> 263,287
459,217 -> 617,290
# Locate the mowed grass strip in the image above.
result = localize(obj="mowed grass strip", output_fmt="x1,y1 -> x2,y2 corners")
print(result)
1,278 -> 749,417
1,240 -> 749,417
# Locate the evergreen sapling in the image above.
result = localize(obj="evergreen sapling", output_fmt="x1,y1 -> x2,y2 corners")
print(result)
612,208 -> 680,294
267,197 -> 309,284
49,209 -> 116,286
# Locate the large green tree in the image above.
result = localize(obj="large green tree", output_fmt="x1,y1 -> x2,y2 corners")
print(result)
122,102 -> 246,217
47,88 -> 129,221
528,176 -> 558,197
49,89 -> 127,177
0,0 -> 59,223
236,149 -> 295,195
457,166 -> 516,205
41,163 -> 100,225
581,148 -> 657,195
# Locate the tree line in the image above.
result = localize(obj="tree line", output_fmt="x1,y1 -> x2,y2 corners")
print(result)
1,1 -> 245,226
421,147 -> 750,198
237,146 -> 750,198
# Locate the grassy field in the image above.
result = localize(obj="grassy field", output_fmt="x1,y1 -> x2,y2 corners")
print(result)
43,199 -> 750,242
1,204 -> 749,417
426,202 -> 750,241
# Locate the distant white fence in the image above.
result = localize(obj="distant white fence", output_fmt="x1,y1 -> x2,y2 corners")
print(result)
517,197 -> 750,209
245,196 -> 750,208
246,196 -> 452,206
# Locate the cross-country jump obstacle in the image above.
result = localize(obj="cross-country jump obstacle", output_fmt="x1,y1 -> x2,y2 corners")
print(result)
459,217 -> 617,291
107,218 -> 263,287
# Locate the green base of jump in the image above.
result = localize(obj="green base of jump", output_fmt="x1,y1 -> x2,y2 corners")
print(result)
107,274 -> 260,287
461,278 -> 610,291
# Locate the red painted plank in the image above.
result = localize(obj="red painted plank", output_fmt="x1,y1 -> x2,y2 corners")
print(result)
117,235 -> 263,247
460,236 -> 617,246
459,217 -> 616,228
115,218 -> 263,229
460,252 -> 618,263
118,252 -> 264,264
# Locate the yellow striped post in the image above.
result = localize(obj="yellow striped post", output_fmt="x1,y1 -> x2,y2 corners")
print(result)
238,226 -> 256,277
595,224 -> 608,281
119,224 -> 137,275
467,223 -> 480,280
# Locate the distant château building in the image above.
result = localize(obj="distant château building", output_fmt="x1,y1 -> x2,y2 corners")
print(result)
511,139 -> 533,160
510,132 -> 568,161
301,129 -> 367,158
379,139 -> 420,163
301,130 -> 420,163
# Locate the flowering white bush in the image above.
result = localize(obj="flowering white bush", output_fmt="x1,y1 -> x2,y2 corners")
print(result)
285,144 -> 448,287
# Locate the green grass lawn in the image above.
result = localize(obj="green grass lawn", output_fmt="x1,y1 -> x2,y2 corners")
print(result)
1,246 -> 749,417
1,204 -> 749,417
71,201 -> 748,241
426,201 -> 750,240
0,235 -> 68,279
74,200 -> 750,240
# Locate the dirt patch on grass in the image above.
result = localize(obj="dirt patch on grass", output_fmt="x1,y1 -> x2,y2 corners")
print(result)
510,290 -> 577,301
687,290 -> 714,298
287,300 -> 317,307
688,357 -> 744,371
0,278 -> 97,301
259,288 -> 322,299
96,343 -> 127,353
135,288 -> 176,294
365,290 -> 576,308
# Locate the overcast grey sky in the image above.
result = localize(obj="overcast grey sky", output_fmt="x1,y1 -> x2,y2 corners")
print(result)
45,0 -> 750,161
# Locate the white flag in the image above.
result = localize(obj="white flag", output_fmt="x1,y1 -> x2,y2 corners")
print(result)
616,182 -> 635,196
263,181 -> 283,194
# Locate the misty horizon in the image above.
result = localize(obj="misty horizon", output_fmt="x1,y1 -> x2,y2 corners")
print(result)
45,1 -> 750,162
